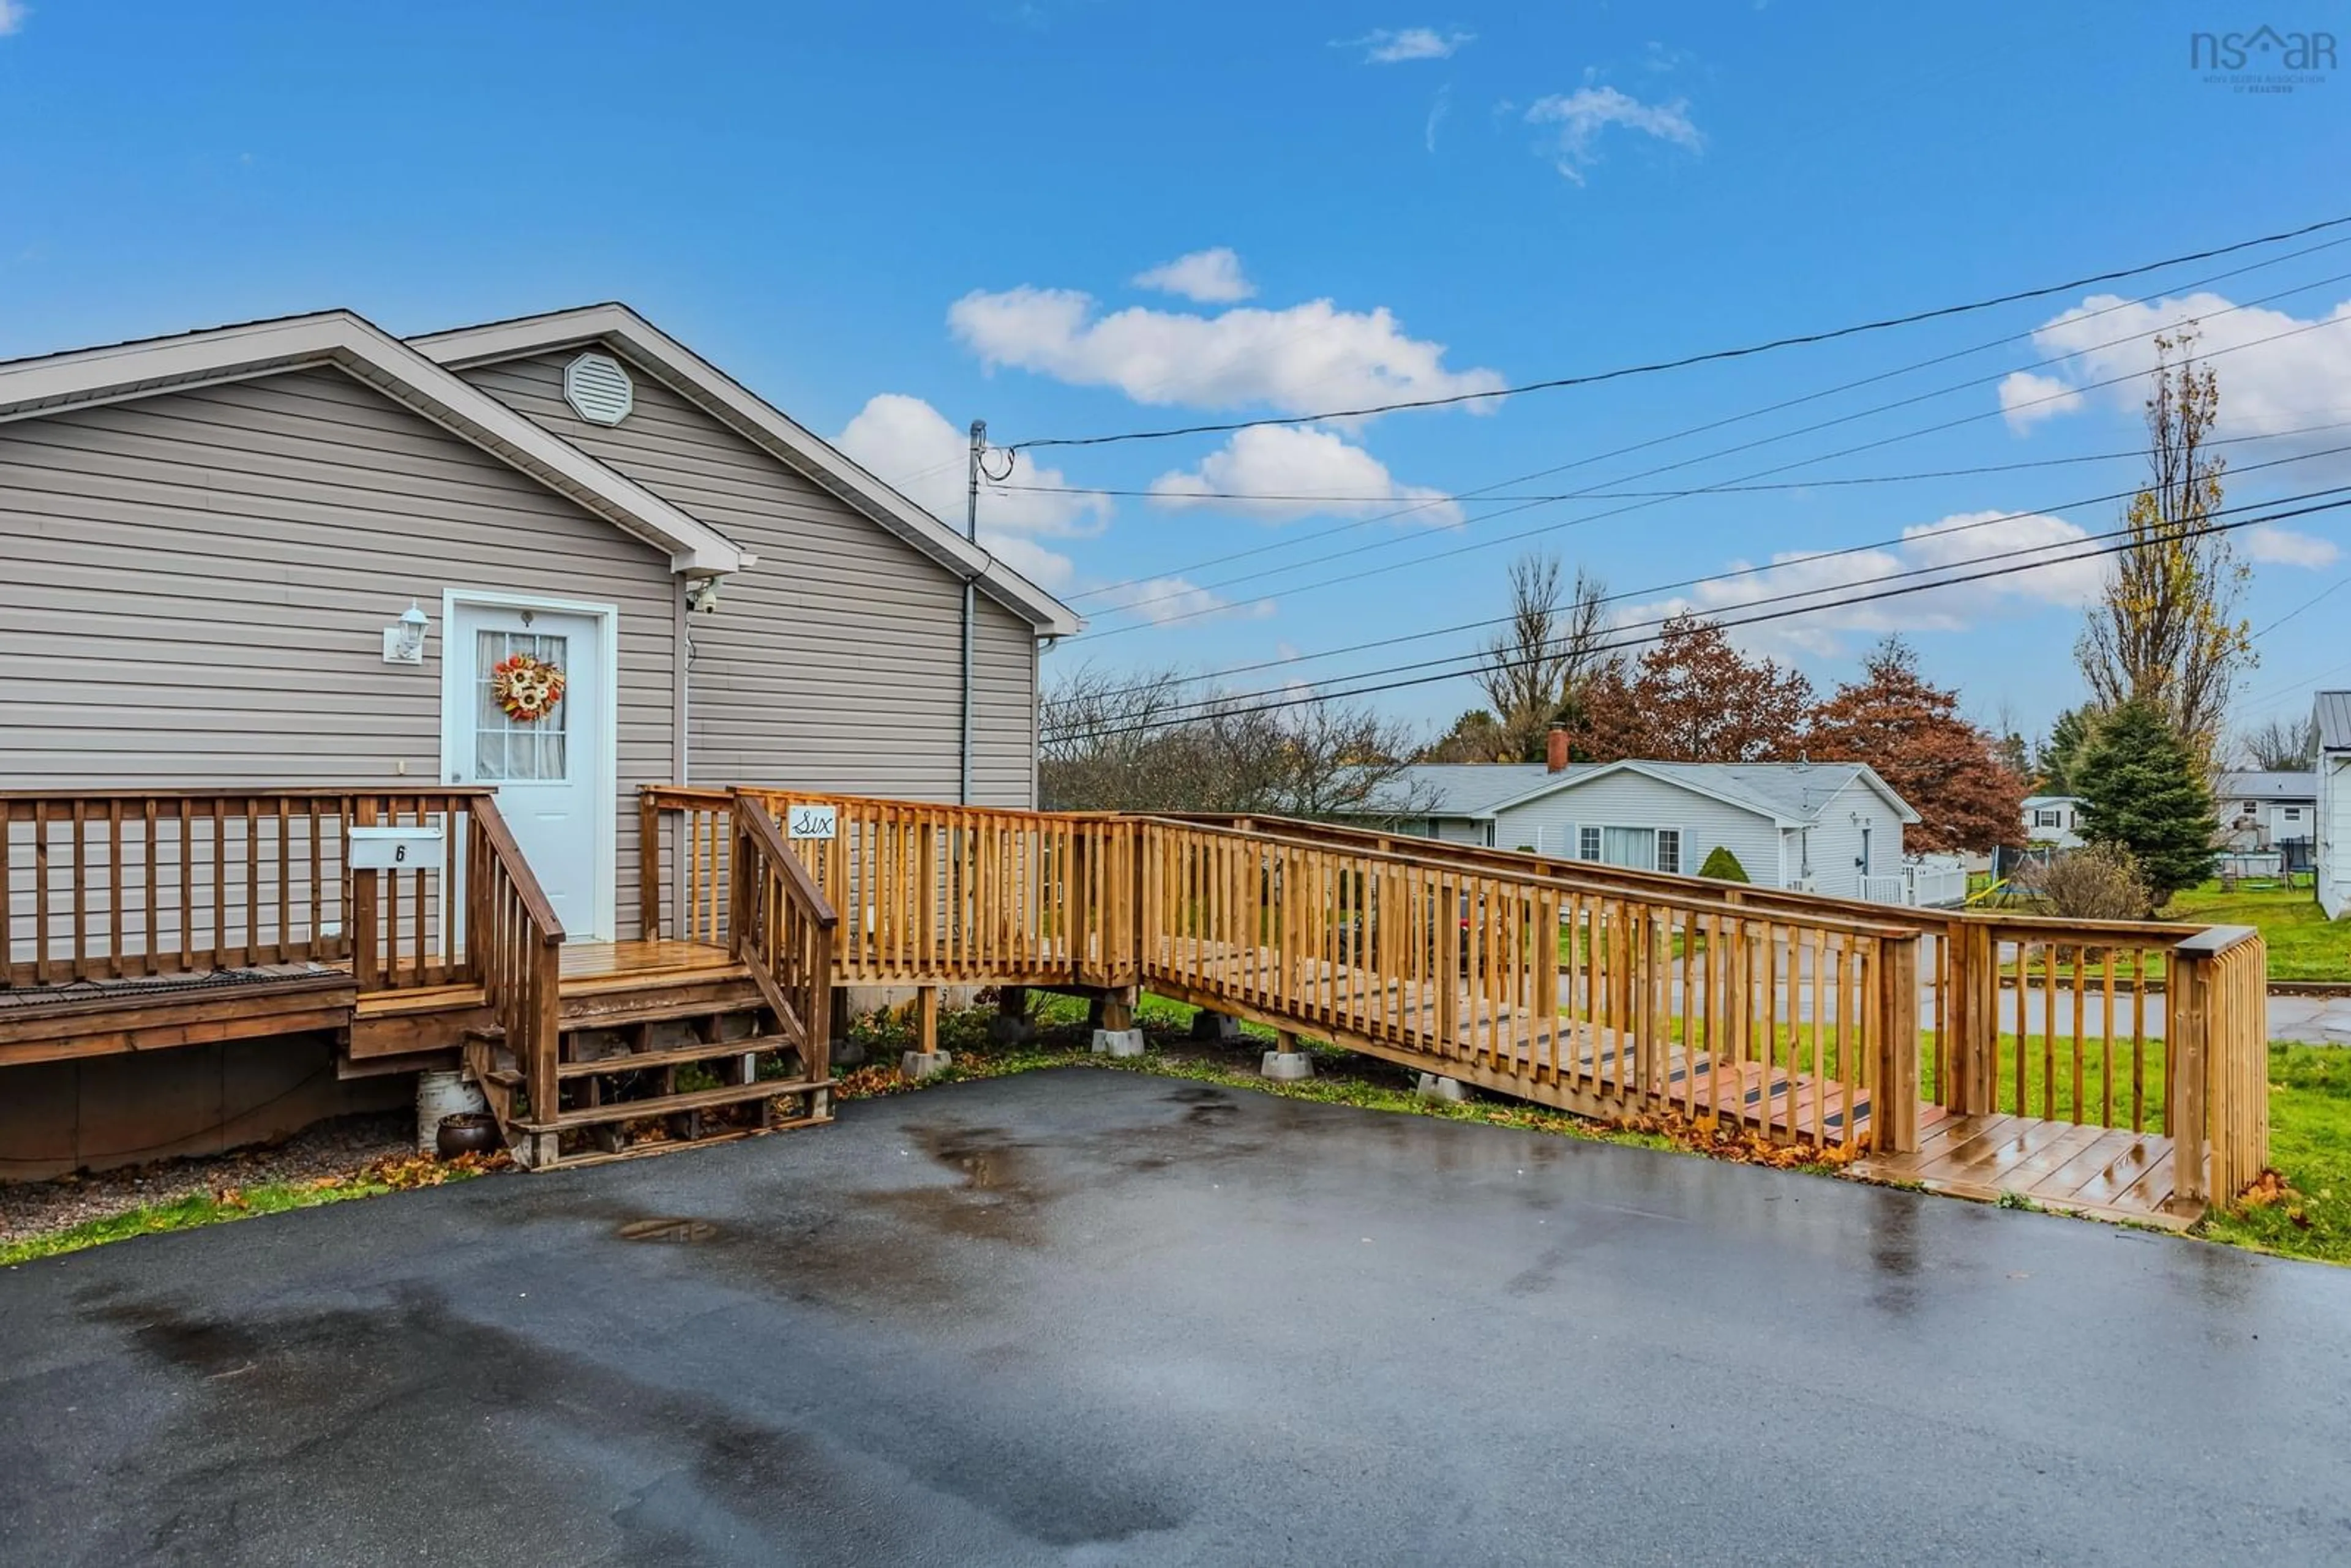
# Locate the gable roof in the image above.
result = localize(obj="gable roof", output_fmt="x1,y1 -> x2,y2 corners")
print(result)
1382,763 -> 1565,817
2216,770 -> 2318,801
1374,760 -> 1920,828
2317,692 -> 2351,752
409,303 -> 1082,637
0,310 -> 744,576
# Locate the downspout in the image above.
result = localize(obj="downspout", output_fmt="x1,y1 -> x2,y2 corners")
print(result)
961,575 -> 975,806
961,420 -> 984,806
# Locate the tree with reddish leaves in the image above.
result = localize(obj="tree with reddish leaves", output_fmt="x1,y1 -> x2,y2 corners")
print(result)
1805,636 -> 2026,854
1572,614 -> 1813,763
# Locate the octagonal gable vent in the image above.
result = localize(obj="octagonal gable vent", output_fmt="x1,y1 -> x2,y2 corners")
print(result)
563,351 -> 634,426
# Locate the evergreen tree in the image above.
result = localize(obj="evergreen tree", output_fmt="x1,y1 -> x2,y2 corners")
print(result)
2036,705 -> 2097,795
2072,700 -> 2216,907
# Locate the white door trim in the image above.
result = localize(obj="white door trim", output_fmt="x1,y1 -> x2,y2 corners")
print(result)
438,587 -> 621,943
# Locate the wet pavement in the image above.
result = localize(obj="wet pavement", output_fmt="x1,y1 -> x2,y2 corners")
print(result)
4,1068 -> 2349,1566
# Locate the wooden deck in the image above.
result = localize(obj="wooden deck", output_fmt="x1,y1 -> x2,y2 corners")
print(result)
1854,1114 -> 2189,1228
6,784 -> 2263,1204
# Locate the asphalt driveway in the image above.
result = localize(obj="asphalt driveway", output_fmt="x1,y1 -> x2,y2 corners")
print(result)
4,1068 -> 2349,1566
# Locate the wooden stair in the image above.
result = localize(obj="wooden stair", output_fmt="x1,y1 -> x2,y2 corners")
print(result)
471,939 -> 831,1171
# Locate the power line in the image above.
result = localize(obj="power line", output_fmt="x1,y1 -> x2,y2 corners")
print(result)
1059,485 -> 2351,730
1043,491 -> 2351,745
1057,235 -> 2351,607
2249,569 -> 2351,640
1005,212 -> 2351,454
1076,300 -> 2351,637
990,415 -> 2351,507
1076,257 -> 2351,625
1062,437 -> 2351,705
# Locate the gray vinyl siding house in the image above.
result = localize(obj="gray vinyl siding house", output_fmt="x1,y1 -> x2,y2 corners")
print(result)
444,345 -> 1044,805
1365,760 -> 1919,901
0,367 -> 683,920
0,304 -> 1080,945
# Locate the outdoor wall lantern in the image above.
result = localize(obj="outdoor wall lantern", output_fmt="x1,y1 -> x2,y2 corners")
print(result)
383,600 -> 430,665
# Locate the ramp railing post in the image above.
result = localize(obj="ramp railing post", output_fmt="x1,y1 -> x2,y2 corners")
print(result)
1872,932 -> 1922,1153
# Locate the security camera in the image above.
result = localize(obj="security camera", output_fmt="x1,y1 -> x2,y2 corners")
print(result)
686,577 -> 723,613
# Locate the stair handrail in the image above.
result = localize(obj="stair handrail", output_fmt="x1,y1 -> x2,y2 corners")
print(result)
729,791 -> 839,1071
465,795 -> 565,1132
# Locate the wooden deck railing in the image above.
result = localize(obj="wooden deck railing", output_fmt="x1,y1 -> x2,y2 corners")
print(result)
1181,812 -> 2268,1191
634,789 -> 2271,1176
463,797 -> 564,1126
2163,925 -> 2269,1202
729,795 -> 839,1076
1141,817 -> 1922,1149
649,787 -> 1141,986
2,787 -> 491,992
640,785 -> 735,948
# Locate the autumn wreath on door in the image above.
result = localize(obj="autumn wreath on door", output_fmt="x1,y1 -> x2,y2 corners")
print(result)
491,652 -> 566,722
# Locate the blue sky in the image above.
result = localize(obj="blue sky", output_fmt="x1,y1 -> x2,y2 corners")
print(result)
5,2 -> 2349,749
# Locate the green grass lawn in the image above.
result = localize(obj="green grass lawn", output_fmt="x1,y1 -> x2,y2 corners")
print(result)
2204,1045 -> 2351,1263
1,1171 -> 437,1266
2167,882 -> 2351,982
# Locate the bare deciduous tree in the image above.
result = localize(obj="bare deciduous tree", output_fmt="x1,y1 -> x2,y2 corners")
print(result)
2076,328 -> 2253,763
1039,662 -> 1437,820
1474,551 -> 1607,762
2237,712 -> 2319,771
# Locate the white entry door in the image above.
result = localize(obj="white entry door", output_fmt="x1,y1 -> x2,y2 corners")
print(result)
443,595 -> 613,939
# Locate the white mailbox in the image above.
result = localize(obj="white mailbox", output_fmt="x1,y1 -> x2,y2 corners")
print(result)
786,804 -> 838,841
348,825 -> 446,872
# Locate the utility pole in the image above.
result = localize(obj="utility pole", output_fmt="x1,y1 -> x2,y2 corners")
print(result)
959,419 -> 984,805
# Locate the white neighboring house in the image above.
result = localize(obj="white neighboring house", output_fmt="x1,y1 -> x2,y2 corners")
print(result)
2022,794 -> 2088,849
2214,770 -> 2318,850
1359,758 -> 1928,903
2313,693 -> 2351,916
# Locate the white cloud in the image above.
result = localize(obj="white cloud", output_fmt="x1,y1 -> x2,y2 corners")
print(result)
0,2 -> 26,37
1337,27 -> 1473,63
949,287 -> 1505,415
1425,84 -> 1452,153
1091,576 -> 1275,627
1998,370 -> 2084,431
2012,290 -> 2351,472
834,392 -> 1111,588
2246,524 -> 2341,568
1618,508 -> 2100,659
1897,510 -> 2104,607
1133,247 -> 1255,304
1147,424 -> 1463,526
1524,86 -> 1702,184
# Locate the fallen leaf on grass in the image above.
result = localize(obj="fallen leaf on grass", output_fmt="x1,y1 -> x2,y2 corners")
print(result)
2237,1169 -> 2292,1207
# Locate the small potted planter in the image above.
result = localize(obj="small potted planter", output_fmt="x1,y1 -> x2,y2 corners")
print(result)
435,1111 -> 503,1160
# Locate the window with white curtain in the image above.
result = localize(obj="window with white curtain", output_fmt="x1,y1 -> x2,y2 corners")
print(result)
1577,825 -> 1677,871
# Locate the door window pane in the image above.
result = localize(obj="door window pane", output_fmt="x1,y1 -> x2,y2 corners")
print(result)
474,631 -> 569,782
1657,829 -> 1681,875
1578,827 -> 1601,861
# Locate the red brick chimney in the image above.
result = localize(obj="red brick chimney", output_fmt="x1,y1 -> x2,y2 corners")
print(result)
1546,723 -> 1571,773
